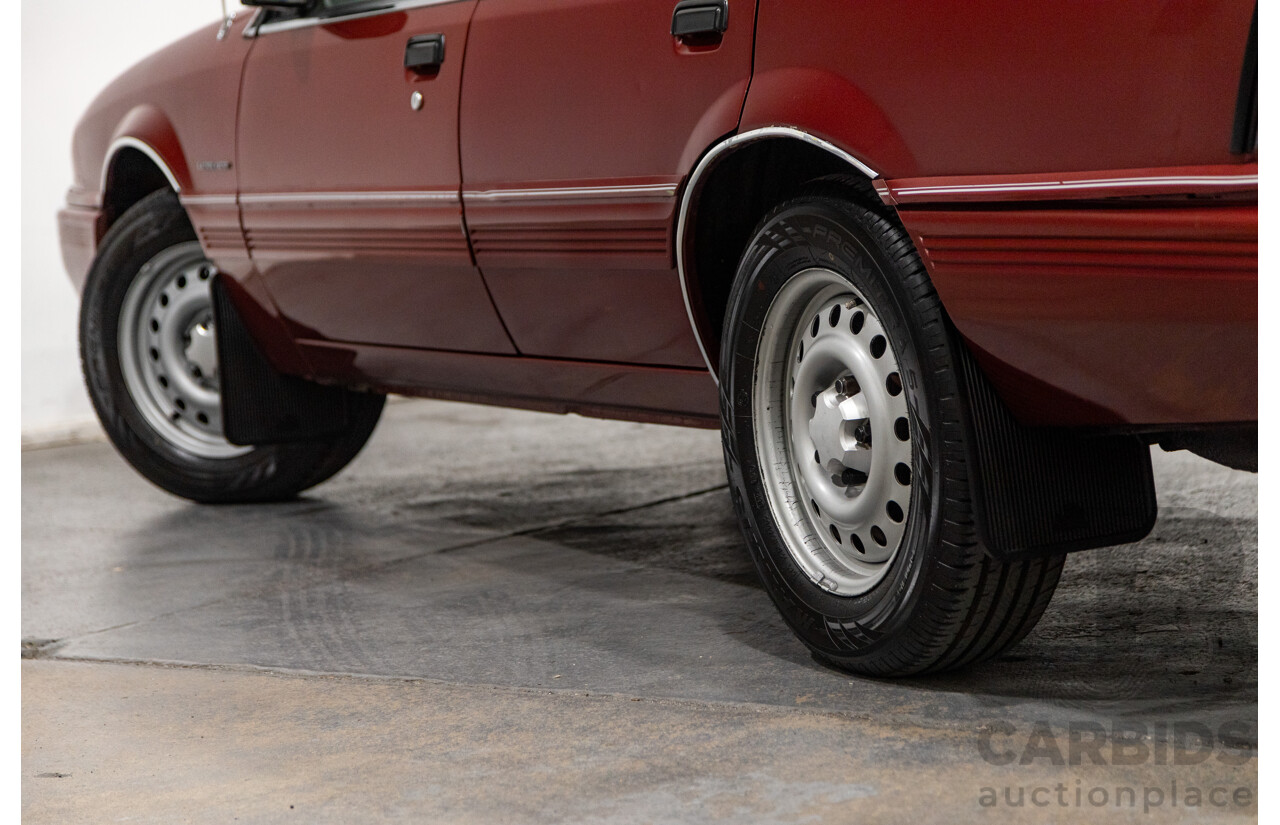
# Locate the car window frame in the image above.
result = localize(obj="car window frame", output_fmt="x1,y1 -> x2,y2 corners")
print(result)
247,0 -> 467,37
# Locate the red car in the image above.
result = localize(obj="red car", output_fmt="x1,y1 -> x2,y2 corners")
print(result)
59,0 -> 1257,676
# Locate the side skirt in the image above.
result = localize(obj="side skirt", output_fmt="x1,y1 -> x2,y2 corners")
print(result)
293,338 -> 721,430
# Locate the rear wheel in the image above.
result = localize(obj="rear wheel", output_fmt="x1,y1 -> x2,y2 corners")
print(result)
80,189 -> 384,503
719,190 -> 1064,676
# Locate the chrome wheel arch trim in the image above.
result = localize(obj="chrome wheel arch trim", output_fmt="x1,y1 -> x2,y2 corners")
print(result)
676,126 -> 881,384
101,137 -> 182,196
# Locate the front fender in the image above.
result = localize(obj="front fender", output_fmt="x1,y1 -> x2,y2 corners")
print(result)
103,105 -> 192,194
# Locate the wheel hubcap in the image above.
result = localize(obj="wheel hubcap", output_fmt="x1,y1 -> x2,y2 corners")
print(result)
183,317 -> 219,387
753,268 -> 914,595
808,374 -> 872,486
117,242 -> 249,459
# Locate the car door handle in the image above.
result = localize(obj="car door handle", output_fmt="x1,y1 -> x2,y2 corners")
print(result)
671,0 -> 728,38
405,34 -> 445,73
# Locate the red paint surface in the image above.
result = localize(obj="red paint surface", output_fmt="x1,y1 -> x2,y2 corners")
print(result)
237,2 -> 515,355
902,205 -> 1257,425
58,1 -> 1257,430
744,0 -> 1255,178
459,0 -> 756,367
70,19 -> 250,199
463,188 -> 703,365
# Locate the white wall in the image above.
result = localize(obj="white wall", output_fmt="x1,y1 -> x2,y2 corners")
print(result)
21,1 -> 244,438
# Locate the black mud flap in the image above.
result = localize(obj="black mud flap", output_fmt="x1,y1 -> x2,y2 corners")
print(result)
211,275 -> 352,446
956,351 -> 1157,561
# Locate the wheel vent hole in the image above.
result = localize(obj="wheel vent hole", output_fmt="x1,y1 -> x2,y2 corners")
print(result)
157,376 -> 169,389
871,526 -> 887,546
797,341 -> 804,362
199,268 -> 211,281
886,500 -> 904,523
894,417 -> 910,442
886,372 -> 902,397
176,275 -> 187,289
851,534 -> 865,554
149,319 -> 159,333
814,450 -> 821,465
174,398 -> 187,411
196,412 -> 209,425
159,293 -> 169,307
894,462 -> 912,486
810,315 -> 820,337
850,311 -> 865,334
148,348 -> 159,362
828,305 -> 841,327
828,524 -> 841,544
811,499 -> 820,516
870,335 -> 887,359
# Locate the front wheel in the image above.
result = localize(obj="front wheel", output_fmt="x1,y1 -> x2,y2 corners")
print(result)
719,190 -> 1063,676
80,189 -> 384,503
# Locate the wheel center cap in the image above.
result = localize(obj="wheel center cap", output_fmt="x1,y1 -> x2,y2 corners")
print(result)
184,318 -> 219,385
808,376 -> 872,480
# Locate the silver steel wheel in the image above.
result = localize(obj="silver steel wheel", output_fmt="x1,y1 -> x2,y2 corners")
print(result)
117,241 -> 249,459
752,267 -> 914,596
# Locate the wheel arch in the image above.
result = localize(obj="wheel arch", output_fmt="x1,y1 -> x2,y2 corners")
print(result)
677,127 -> 892,380
98,106 -> 192,240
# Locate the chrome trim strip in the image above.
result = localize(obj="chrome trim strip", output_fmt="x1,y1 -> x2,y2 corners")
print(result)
462,183 -> 679,202
675,127 -> 881,383
246,0 -> 466,38
179,194 -> 237,207
102,137 -> 182,194
238,190 -> 460,205
894,174 -> 1260,198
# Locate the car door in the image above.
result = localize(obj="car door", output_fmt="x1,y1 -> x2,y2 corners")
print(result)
459,0 -> 756,367
237,0 -> 514,354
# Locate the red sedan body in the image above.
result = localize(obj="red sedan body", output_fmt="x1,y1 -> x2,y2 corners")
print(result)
59,0 -> 1256,432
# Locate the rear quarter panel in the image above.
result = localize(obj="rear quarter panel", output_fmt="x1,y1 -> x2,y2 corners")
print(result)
740,1 -> 1256,427
744,0 -> 1253,178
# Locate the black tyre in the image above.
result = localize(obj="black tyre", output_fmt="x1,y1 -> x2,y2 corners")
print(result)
719,189 -> 1064,676
79,189 -> 384,503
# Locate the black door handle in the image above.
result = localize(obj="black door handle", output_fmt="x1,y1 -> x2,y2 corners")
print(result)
405,34 -> 445,73
671,0 -> 728,38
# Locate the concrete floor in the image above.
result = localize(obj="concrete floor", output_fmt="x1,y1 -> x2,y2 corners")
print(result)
23,399 -> 1258,823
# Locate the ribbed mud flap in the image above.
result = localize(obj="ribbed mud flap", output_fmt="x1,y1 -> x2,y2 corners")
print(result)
211,276 -> 352,446
956,351 -> 1157,561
